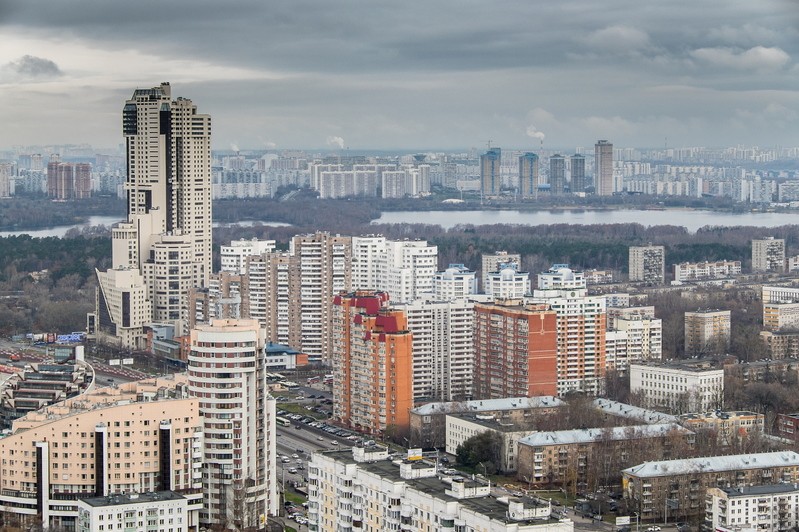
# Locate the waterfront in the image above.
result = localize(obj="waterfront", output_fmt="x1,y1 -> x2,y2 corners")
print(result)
0,217 -> 291,238
374,209 -> 799,232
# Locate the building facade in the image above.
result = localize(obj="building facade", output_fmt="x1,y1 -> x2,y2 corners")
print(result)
549,154 -> 566,195
95,82 -> 212,348
519,153 -> 540,198
705,484 -> 799,532
629,245 -> 666,284
673,260 -> 741,282
481,147 -> 502,197
623,452 -> 799,521
76,491 -> 200,532
473,301 -> 559,398
630,362 -> 724,414
594,140 -> 613,196
0,376 -> 203,530
187,319 -> 277,528
331,292 -> 414,437
752,237 -> 786,272
684,309 -> 731,355
570,154 -> 586,194
481,251 -> 521,292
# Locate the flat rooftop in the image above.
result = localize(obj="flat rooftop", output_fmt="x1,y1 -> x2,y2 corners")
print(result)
80,490 -> 185,508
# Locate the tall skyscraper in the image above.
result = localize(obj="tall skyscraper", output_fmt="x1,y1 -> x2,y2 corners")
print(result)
480,147 -> 502,197
570,154 -> 586,194
519,152 -> 539,198
94,83 -> 212,348
594,140 -> 613,196
549,154 -> 566,195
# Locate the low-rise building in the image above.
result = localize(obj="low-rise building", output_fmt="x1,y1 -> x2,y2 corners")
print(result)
760,331 -> 799,359
630,361 -> 724,414
622,452 -> 799,521
678,410 -> 764,446
705,484 -> 799,532
775,413 -> 799,443
673,261 -> 741,282
445,414 -> 538,473
408,397 -> 564,449
517,424 -> 693,487
308,446 -> 574,532
76,491 -> 200,532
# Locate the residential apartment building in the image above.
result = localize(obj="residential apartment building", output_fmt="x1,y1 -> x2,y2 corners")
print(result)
308,446 -> 573,532
549,154 -> 566,195
0,376 -> 203,530
763,302 -> 799,331
594,140 -> 614,196
481,147 -> 502,196
752,237 -> 786,272
473,301 -> 559,398
583,268 -> 613,285
76,491 -> 200,532
47,161 -> 92,199
445,414 -> 538,473
775,413 -> 799,443
188,319 -> 277,528
485,263 -> 531,299
673,260 -> 741,282
408,397 -> 564,449
519,152 -> 540,198
481,251 -> 521,292
220,238 -> 275,274
606,313 -> 663,371
432,264 -> 478,300
678,410 -> 764,446
629,245 -> 666,284
95,82 -> 212,348
517,423 -> 693,486
531,269 -> 607,395
706,484 -> 799,532
331,292 -> 414,437
760,330 -> 799,359
684,309 -> 731,355
762,285 -> 799,304
630,362 -> 724,414
0,162 -> 12,198
381,240 -> 438,303
570,154 -> 586,194
622,452 -> 799,521
394,296 -> 480,403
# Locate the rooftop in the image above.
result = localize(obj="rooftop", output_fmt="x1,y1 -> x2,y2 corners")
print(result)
318,449 -> 555,525
593,399 -> 679,424
518,423 -> 690,447
411,396 -> 564,416
80,490 -> 185,508
623,451 -> 799,478
715,483 -> 799,498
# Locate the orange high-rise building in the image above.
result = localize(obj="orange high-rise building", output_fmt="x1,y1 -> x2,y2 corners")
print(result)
332,292 -> 414,437
473,301 -> 559,398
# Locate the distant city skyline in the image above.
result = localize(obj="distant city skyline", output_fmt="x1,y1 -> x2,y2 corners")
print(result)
1,0 -> 797,150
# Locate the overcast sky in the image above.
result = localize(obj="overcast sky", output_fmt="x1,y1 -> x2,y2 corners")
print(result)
2,0 -> 797,151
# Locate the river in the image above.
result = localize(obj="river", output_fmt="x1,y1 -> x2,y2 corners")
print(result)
373,209 -> 799,232
3,209 -> 798,238
0,217 -> 292,238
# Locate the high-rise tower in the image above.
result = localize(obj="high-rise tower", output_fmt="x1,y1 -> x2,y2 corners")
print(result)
94,83 -> 212,348
519,152 -> 539,198
571,154 -> 586,194
549,154 -> 566,195
594,140 -> 613,196
480,147 -> 501,197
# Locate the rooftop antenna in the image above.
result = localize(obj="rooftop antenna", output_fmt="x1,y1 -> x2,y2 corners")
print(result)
487,140 -> 493,150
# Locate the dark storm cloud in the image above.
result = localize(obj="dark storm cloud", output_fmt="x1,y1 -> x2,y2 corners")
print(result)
1,0 -> 797,148
5,55 -> 62,78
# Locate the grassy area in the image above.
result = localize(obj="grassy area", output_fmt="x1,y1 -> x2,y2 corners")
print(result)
284,491 -> 307,505
284,527 -> 297,532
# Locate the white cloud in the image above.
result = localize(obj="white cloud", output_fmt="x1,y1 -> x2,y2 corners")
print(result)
691,46 -> 790,71
584,25 -> 650,52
